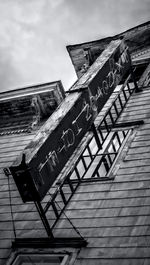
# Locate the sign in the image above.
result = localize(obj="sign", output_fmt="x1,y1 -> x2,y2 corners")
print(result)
88,42 -> 130,113
10,40 -> 131,202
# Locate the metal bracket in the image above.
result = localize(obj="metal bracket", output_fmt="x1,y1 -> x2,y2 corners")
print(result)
12,237 -> 88,248
3,167 -> 12,177
104,120 -> 144,130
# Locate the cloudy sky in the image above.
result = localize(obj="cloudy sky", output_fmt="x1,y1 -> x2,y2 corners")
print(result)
0,0 -> 149,92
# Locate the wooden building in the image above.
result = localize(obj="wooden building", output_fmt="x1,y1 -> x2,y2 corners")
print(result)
0,21 -> 150,265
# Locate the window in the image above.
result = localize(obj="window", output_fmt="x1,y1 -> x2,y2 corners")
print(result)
69,128 -> 130,180
11,254 -> 69,265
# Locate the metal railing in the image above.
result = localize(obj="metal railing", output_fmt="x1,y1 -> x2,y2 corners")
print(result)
43,128 -> 129,228
43,74 -> 137,228
97,77 -> 134,145
68,129 -> 128,181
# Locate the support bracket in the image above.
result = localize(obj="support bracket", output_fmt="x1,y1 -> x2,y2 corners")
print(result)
12,237 -> 88,249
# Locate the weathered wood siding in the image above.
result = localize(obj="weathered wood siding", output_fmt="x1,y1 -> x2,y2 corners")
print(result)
0,131 -> 49,265
53,83 -> 150,264
1,60 -> 150,265
1,82 -> 150,264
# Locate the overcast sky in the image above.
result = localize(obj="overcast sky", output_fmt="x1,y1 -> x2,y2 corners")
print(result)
0,0 -> 149,92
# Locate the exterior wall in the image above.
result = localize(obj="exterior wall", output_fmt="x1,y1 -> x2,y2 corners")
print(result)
53,67 -> 150,264
0,132 -> 45,264
0,81 -> 65,264
1,63 -> 150,265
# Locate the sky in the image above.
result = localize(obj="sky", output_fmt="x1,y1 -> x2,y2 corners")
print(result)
0,0 -> 149,92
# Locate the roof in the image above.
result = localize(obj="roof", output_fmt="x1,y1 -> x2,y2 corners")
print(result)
67,21 -> 150,78
0,81 -> 65,136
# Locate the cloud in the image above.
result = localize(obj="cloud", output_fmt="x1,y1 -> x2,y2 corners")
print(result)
0,0 -> 149,92
49,0 -> 64,9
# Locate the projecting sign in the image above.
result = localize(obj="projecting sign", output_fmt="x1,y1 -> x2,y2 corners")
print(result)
88,41 -> 130,114
10,40 -> 131,202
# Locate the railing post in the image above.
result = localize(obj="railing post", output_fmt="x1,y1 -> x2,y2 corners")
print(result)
91,123 -> 102,150
51,200 -> 59,219
108,110 -> 114,126
67,177 -> 75,193
60,188 -> 67,205
113,101 -> 119,117
102,155 -> 110,173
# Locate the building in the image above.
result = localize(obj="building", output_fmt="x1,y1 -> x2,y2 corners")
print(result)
0,21 -> 150,265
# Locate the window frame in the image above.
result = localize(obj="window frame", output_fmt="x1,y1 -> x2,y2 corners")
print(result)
8,253 -> 70,265
69,127 -> 132,181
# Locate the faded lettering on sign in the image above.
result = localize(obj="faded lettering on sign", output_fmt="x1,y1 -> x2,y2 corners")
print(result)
30,90 -> 95,198
89,46 -> 130,113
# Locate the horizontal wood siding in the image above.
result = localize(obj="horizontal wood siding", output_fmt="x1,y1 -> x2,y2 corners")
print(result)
54,86 -> 150,264
0,84 -> 150,264
0,131 -> 48,265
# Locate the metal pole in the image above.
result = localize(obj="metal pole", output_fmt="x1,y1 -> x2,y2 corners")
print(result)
34,201 -> 54,238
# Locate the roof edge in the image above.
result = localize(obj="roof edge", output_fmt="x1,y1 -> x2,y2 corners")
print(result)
66,20 -> 150,51
0,80 -> 64,101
